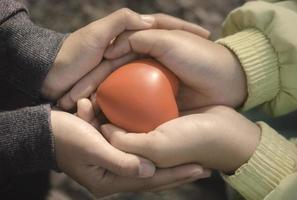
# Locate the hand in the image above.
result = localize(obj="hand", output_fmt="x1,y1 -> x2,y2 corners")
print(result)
41,9 -> 210,108
100,106 -> 261,173
104,29 -> 247,110
51,99 -> 211,197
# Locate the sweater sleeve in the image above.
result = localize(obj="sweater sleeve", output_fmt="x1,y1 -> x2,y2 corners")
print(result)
0,0 -> 66,101
0,105 -> 57,187
216,0 -> 297,117
222,122 -> 297,200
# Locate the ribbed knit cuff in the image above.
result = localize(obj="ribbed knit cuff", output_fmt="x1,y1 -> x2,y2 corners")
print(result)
217,29 -> 280,111
0,0 -> 27,24
223,122 -> 297,200
0,104 -> 58,176
0,10 -> 66,100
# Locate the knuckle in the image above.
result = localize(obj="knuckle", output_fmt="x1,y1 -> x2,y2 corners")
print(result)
145,132 -> 167,166
117,8 -> 135,23
117,155 -> 139,176
119,8 -> 134,17
141,134 -> 156,153
81,22 -> 102,41
146,131 -> 159,148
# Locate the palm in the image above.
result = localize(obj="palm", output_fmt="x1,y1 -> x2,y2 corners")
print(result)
176,83 -> 209,111
73,99 -> 211,197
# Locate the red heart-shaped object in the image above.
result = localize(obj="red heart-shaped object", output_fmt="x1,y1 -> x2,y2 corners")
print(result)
96,59 -> 179,133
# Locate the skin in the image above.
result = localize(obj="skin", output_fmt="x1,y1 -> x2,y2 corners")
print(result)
44,10 -> 211,197
54,23 -> 257,173
103,29 -> 247,110
100,106 -> 261,173
41,9 -> 210,110
51,99 -> 211,198
93,26 -> 260,173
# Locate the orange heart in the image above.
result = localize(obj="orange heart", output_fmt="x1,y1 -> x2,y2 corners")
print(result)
96,59 -> 179,133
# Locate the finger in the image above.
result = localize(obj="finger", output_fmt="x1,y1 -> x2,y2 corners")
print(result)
91,8 -> 155,49
100,124 -> 156,158
77,98 -> 95,123
76,98 -> 102,129
90,135 -> 156,178
105,29 -> 168,60
148,169 -> 211,192
91,93 -> 108,127
91,93 -> 101,115
109,164 -> 208,193
105,31 -> 135,59
45,9 -> 154,100
58,53 -> 138,110
104,13 -> 211,59
105,14 -> 210,59
151,13 -> 210,38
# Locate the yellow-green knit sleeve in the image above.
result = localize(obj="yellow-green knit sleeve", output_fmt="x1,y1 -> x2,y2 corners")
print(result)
217,0 -> 297,116
223,122 -> 297,200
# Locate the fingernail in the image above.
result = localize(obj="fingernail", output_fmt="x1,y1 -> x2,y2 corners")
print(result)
139,159 -> 156,178
140,15 -> 155,25
192,169 -> 212,179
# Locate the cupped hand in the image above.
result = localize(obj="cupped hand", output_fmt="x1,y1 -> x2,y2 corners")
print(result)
51,99 -> 211,197
42,9 -> 210,109
100,106 -> 261,173
104,29 -> 247,110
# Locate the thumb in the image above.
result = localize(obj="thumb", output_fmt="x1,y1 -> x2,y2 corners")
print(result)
90,136 -> 156,178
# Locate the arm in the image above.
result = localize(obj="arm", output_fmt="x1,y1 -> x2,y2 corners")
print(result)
99,107 -> 297,200
223,122 -> 297,200
0,105 -> 56,187
0,101 -> 210,197
0,0 -> 65,101
217,0 -> 297,116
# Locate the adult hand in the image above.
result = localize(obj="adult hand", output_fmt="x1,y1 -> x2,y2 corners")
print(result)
42,9 -> 210,109
104,29 -> 247,110
100,106 -> 261,173
51,99 -> 211,197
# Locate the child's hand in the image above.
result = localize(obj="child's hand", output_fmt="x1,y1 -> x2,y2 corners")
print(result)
104,29 -> 247,110
51,98 -> 211,197
42,9 -> 210,108
100,106 -> 261,173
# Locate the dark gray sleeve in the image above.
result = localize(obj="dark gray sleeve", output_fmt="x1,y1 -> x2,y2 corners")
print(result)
0,105 -> 58,186
0,0 -> 66,100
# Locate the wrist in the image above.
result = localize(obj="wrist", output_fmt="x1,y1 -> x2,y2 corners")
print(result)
229,122 -> 261,173
217,29 -> 279,112
42,34 -> 70,100
50,110 -> 65,170
212,44 -> 247,108
216,44 -> 248,108
223,122 -> 297,200
220,123 -> 261,174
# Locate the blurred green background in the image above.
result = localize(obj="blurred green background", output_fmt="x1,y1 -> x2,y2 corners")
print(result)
18,0 -> 297,199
